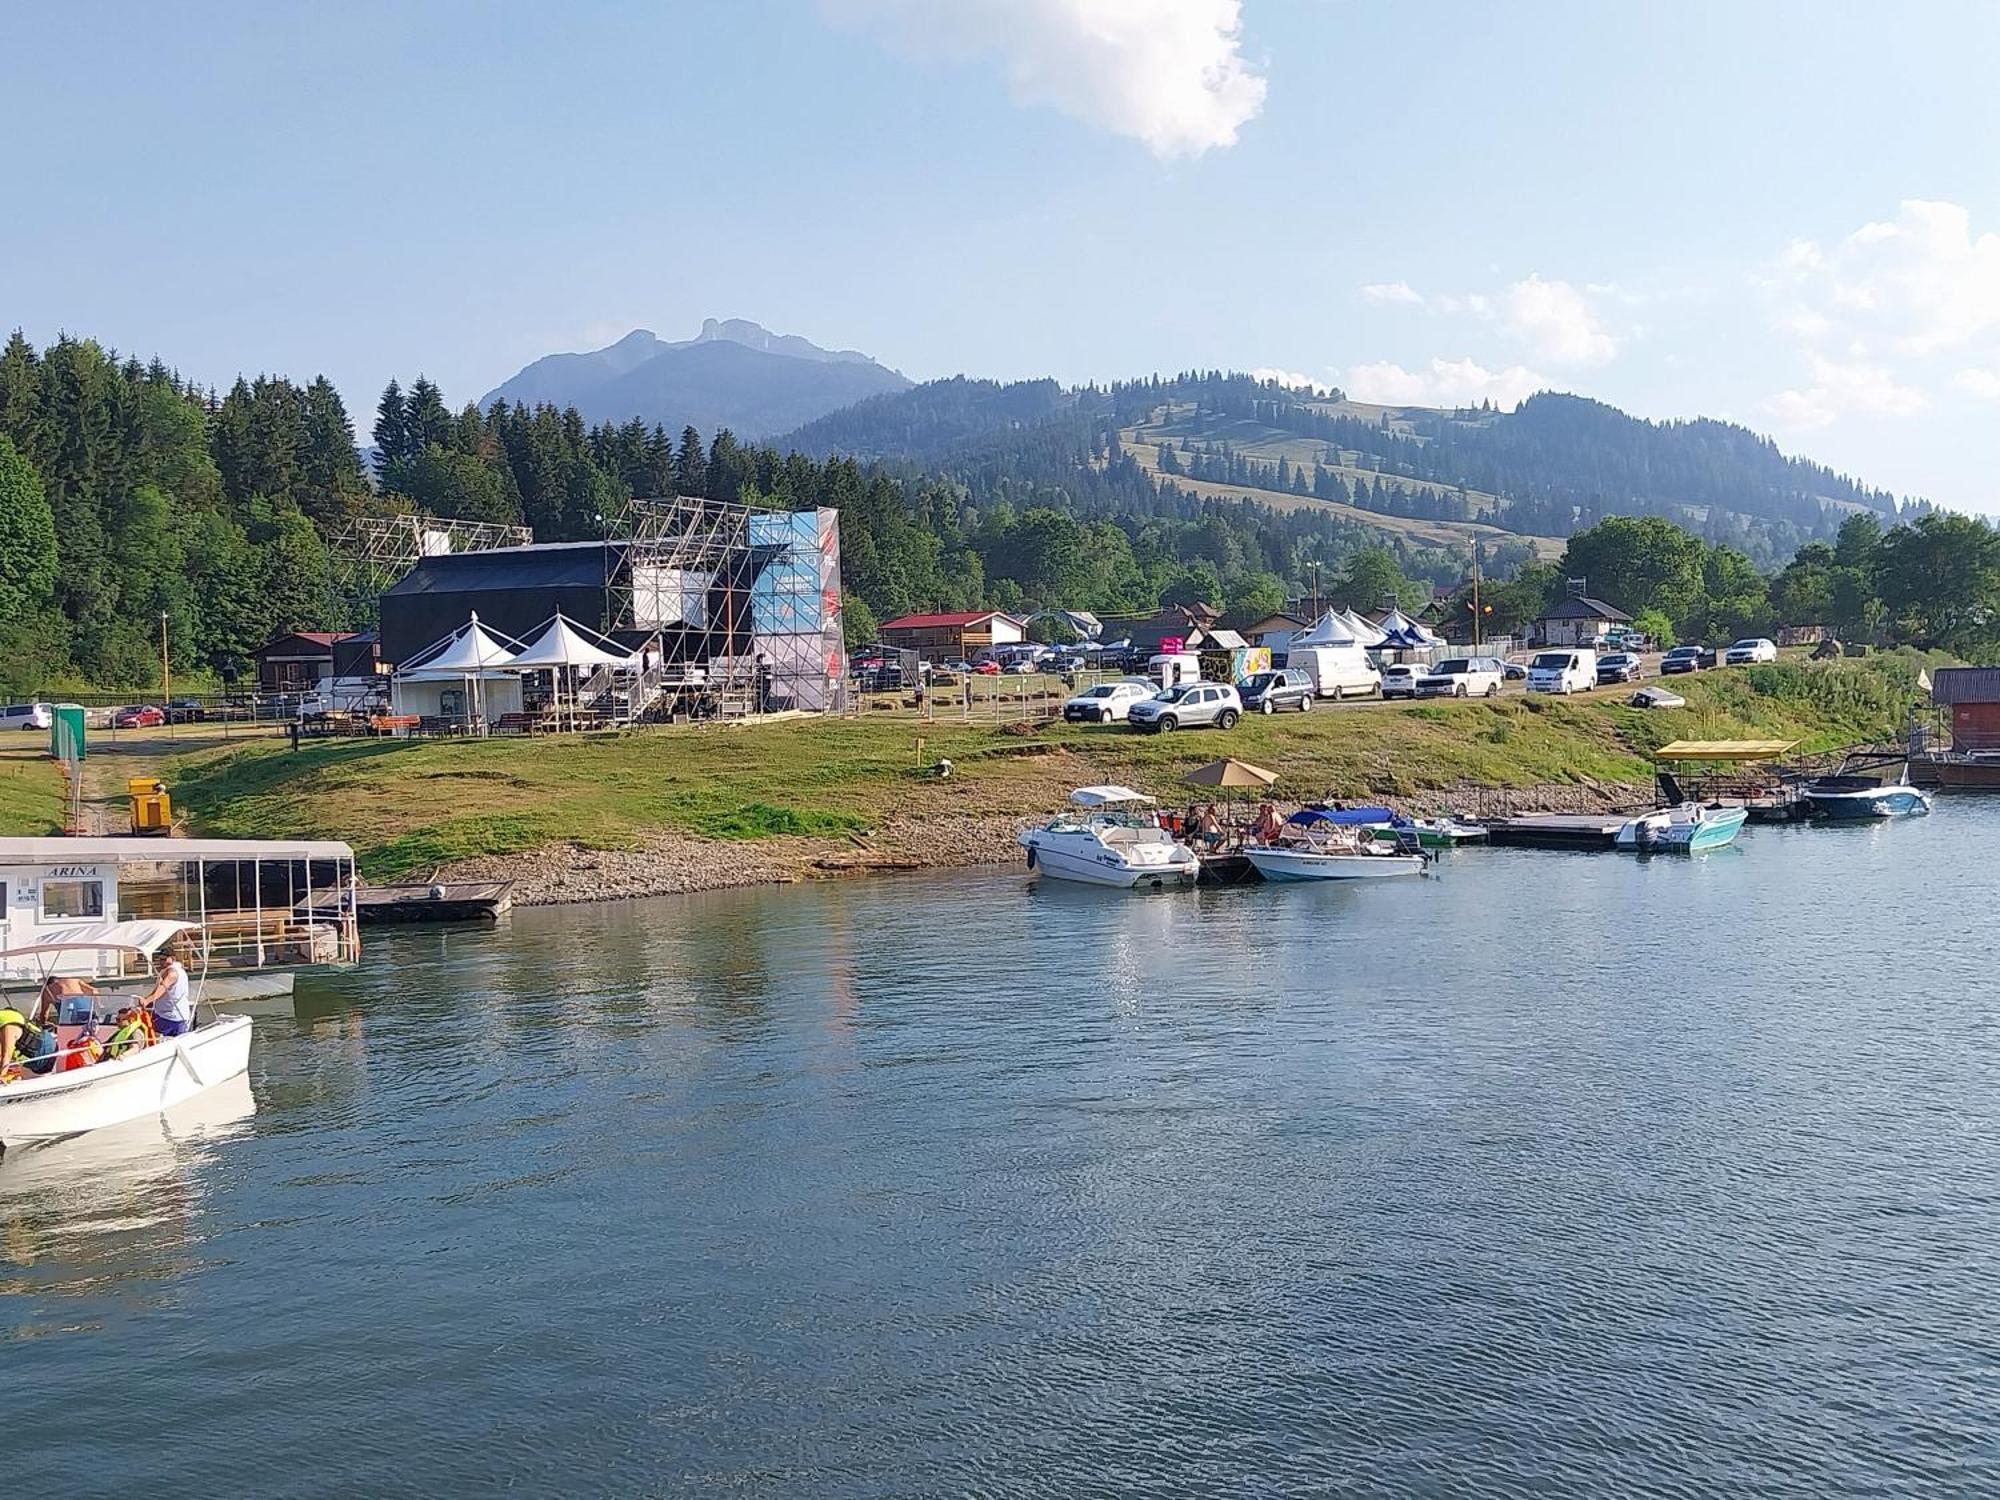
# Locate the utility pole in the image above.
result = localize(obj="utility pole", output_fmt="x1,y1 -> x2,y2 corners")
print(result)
160,612 -> 172,724
1471,545 -> 1483,650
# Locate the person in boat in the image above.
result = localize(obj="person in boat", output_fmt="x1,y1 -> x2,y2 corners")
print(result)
1251,801 -> 1283,845
132,947 -> 195,1038
0,1004 -> 58,1077
34,975 -> 98,1026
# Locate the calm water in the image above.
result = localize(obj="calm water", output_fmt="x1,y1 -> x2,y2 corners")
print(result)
5,807 -> 1998,1498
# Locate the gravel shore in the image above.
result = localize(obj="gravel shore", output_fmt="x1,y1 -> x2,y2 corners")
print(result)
436,779 -> 1650,907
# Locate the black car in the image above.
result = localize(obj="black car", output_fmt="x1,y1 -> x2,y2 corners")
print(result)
1239,668 -> 1315,714
1660,645 -> 1704,675
1595,652 -> 1643,684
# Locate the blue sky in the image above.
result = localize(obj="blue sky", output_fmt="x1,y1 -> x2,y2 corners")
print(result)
6,1 -> 1998,509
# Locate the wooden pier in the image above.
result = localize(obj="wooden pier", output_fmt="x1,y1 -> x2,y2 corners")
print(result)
311,881 -> 515,925
1482,814 -> 1627,850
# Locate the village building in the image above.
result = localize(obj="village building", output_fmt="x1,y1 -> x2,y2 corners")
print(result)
877,610 -> 1027,660
252,631 -> 359,692
1530,582 -> 1632,646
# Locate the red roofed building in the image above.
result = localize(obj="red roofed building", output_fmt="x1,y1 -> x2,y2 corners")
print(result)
877,609 -> 1027,660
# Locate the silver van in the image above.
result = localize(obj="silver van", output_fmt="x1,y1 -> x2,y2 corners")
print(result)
0,703 -> 51,732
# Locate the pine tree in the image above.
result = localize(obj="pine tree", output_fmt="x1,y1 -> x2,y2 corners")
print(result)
300,376 -> 365,523
373,379 -> 408,474
673,424 -> 707,496
0,435 -> 58,619
404,377 -> 450,456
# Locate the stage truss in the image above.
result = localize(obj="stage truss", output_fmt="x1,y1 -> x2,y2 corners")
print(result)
327,514 -> 534,616
606,495 -> 845,717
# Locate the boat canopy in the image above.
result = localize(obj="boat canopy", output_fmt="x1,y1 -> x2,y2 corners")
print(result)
1069,785 -> 1154,807
1654,739 -> 1799,762
0,918 -> 199,962
1289,806 -> 1395,826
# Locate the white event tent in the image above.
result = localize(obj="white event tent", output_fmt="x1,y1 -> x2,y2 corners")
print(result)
1336,608 -> 1389,646
1377,608 -> 1445,649
507,611 -> 638,727
392,612 -> 526,732
1289,609 -> 1367,648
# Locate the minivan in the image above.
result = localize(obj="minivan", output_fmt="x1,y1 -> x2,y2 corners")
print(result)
1527,649 -> 1597,695
1283,644 -> 1382,700
0,702 -> 51,732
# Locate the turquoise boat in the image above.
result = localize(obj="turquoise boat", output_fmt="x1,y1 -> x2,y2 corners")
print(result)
1613,803 -> 1748,852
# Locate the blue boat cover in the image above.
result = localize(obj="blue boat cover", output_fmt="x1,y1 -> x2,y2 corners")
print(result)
1288,806 -> 1395,827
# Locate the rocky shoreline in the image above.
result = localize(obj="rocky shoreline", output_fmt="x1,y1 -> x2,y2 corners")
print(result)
437,779 -> 1651,907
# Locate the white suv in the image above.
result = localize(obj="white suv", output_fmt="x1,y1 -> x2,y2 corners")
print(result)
1126,682 -> 1243,732
1063,679 -> 1155,724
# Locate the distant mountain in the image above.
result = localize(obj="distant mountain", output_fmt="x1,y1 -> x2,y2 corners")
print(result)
785,375 -> 1912,566
480,318 -> 912,437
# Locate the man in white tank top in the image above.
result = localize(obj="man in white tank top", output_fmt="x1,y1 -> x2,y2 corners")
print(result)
137,950 -> 194,1037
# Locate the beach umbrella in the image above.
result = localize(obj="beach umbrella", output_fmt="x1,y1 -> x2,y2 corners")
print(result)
1183,757 -> 1279,789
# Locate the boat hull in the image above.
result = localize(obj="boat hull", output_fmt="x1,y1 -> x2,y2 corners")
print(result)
1019,834 -> 1198,889
1804,788 -> 1933,820
1616,805 -> 1748,852
1245,847 -> 1425,881
0,1015 -> 254,1148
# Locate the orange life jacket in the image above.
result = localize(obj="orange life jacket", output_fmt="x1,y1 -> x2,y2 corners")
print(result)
60,1033 -> 103,1071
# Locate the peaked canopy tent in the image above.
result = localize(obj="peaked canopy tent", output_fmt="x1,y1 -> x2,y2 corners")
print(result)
507,612 -> 641,726
392,612 -> 527,731
1376,608 -> 1443,649
1337,609 -> 1389,647
1289,609 -> 1367,648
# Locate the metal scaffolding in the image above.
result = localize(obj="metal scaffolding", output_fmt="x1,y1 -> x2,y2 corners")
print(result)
604,495 -> 846,719
327,514 -> 534,614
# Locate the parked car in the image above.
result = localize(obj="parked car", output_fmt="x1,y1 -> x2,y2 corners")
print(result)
1126,682 -> 1242,732
112,704 -> 166,729
971,660 -> 1001,675
0,702 -> 51,732
1526,648 -> 1598,695
1062,679 -> 1156,724
166,696 -> 208,723
1380,663 -> 1425,700
1595,652 -> 1643,684
1725,637 -> 1778,665
1502,658 -> 1530,681
1660,645 -> 1705,675
1239,668 -> 1316,714
1416,657 -> 1505,699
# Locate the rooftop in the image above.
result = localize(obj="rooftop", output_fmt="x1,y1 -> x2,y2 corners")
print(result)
879,610 -> 1024,630
1535,595 -> 1632,623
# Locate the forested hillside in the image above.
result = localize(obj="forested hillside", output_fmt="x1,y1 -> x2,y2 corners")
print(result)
788,373 -> 1921,568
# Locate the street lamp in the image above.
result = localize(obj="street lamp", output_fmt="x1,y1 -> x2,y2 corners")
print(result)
160,612 -> 171,729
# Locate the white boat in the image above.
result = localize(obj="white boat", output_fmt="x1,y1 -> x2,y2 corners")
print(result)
1612,802 -> 1749,852
1244,844 -> 1426,881
0,921 -> 254,1150
1018,786 -> 1200,889
1245,809 -> 1428,881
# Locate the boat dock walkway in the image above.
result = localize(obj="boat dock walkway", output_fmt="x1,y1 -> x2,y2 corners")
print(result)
304,881 -> 514,924
1482,814 -> 1627,850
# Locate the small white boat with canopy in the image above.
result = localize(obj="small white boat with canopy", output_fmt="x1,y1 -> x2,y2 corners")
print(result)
0,920 -> 252,1150
1019,787 -> 1199,889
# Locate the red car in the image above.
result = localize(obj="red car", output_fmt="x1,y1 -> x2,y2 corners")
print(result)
972,661 -> 1002,675
113,704 -> 165,728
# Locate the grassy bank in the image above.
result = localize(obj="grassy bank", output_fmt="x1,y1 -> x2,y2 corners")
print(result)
0,742 -> 64,835
145,651 -> 1936,880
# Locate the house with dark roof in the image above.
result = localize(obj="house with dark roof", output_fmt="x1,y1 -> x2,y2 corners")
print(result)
877,609 -> 1026,660
1531,583 -> 1633,647
1126,602 -> 1224,656
253,630 -> 358,691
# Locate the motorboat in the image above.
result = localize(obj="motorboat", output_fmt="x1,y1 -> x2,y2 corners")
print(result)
1368,814 -> 1488,848
1799,753 -> 1934,820
0,921 -> 253,1150
1245,808 -> 1428,881
1613,802 -> 1748,852
1018,786 -> 1199,889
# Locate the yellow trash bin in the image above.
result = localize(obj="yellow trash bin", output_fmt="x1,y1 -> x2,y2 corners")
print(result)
128,777 -> 172,835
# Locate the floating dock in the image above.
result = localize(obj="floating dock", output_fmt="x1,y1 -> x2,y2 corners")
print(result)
335,881 -> 514,924
1196,851 -> 1260,885
1482,814 -> 1626,850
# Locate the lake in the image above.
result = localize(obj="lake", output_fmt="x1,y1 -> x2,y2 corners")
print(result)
5,807 -> 1997,1498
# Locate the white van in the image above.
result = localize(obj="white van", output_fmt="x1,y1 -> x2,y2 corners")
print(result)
1284,645 -> 1383,700
0,702 -> 51,732
1526,648 -> 1597,695
1147,652 -> 1201,690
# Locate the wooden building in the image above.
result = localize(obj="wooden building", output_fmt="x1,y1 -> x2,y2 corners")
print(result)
253,631 -> 358,691
877,610 -> 1027,660
1931,667 -> 2000,751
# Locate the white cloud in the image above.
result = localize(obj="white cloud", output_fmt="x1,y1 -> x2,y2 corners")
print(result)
1770,199 -> 2000,356
1498,275 -> 1618,366
1342,357 -> 1545,411
1360,281 -> 1424,306
1956,368 -> 2000,400
1760,354 -> 1928,431
823,0 -> 1266,158
1251,367 -> 1334,395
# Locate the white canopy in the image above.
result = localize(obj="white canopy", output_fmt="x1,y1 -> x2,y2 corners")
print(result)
1290,609 -> 1365,648
0,919 -> 199,962
1339,608 -> 1389,646
508,612 -> 636,671
398,613 -> 523,675
1070,785 -> 1154,807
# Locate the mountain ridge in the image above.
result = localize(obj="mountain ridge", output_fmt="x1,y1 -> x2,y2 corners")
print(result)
480,318 -> 911,437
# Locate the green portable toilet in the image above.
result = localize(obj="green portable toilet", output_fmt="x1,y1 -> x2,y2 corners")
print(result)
50,703 -> 86,762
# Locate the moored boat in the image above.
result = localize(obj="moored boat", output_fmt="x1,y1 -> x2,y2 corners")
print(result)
1245,808 -> 1429,881
0,921 -> 254,1150
1018,787 -> 1199,890
1613,802 -> 1748,852
1799,753 -> 1933,820
1367,815 -> 1488,848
